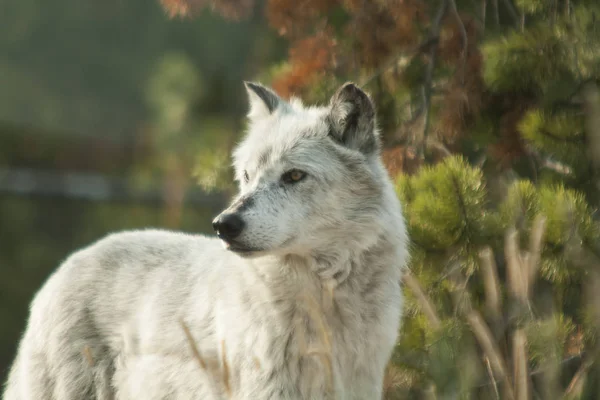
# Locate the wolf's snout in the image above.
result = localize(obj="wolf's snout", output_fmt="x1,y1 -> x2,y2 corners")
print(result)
212,213 -> 245,241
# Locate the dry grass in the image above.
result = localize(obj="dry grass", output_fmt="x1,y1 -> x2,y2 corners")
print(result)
179,318 -> 207,370
82,345 -> 95,368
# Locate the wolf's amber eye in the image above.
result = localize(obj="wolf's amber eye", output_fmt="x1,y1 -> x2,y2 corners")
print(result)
243,171 -> 249,183
282,169 -> 307,184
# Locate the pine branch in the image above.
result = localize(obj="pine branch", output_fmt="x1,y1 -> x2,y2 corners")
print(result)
403,271 -> 442,329
500,0 -> 520,27
485,356 -> 501,399
563,354 -> 594,397
450,172 -> 473,245
538,128 -> 585,144
448,263 -> 474,316
528,149 -> 573,175
513,329 -> 530,400
582,81 -> 600,206
505,228 -> 528,304
481,0 -> 487,31
419,0 -> 449,159
359,37 -> 439,88
526,215 -> 546,290
426,136 -> 453,158
564,0 -> 570,19
424,383 -> 438,400
466,311 -> 515,400
464,0 -> 487,26
550,0 -> 558,25
448,0 -> 469,85
479,247 -> 502,318
477,353 -> 586,390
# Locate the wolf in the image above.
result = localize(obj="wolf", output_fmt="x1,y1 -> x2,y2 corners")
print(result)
3,81 -> 409,400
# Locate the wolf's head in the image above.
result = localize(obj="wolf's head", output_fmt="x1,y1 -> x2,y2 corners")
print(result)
213,82 -> 401,262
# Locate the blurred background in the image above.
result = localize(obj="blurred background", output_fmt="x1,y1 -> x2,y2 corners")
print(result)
1,0 -> 600,398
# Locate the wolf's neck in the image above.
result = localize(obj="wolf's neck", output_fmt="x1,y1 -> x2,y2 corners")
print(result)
273,225 -> 401,289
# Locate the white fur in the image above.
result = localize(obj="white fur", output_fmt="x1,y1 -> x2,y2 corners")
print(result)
3,82 -> 409,399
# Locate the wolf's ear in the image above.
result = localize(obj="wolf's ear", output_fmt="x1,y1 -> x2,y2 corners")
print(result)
244,81 -> 282,119
327,82 -> 379,154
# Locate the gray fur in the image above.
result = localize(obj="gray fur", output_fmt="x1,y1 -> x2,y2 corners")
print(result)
328,82 -> 379,155
3,82 -> 409,399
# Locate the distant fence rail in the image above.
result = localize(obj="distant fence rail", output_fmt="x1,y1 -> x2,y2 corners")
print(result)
0,167 -> 226,208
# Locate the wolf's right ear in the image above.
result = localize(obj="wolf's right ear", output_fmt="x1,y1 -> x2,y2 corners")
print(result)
327,82 -> 379,155
244,81 -> 282,119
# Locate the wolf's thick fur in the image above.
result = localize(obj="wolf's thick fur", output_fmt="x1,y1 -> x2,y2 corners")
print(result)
3,82 -> 409,399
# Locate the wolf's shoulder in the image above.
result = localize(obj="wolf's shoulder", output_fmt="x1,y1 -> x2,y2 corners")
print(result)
96,228 -> 209,243
36,229 -> 226,309
84,228 -> 214,251
63,228 -> 222,271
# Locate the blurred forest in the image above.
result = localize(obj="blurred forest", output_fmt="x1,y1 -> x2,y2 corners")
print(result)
2,0 -> 600,398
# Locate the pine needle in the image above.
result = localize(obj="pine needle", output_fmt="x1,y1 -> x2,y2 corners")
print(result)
403,271 -> 442,329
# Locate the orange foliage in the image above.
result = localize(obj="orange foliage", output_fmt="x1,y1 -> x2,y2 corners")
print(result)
435,13 -> 485,142
267,0 -> 337,37
438,13 -> 481,64
435,50 -> 485,141
212,0 -> 254,20
272,31 -> 338,98
348,0 -> 427,68
382,145 -> 422,177
158,0 -> 530,166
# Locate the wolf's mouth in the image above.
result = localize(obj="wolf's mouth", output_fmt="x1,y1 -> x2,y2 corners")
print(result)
222,240 -> 263,255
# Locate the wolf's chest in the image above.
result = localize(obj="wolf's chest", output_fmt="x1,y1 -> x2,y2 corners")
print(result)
213,285 -> 381,398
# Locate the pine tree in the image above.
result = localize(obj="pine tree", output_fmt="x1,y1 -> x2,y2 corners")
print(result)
160,0 -> 600,397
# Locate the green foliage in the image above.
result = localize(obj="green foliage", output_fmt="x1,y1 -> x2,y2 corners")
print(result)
515,0 -> 547,15
500,180 -> 540,228
500,179 -> 598,282
518,109 -> 585,170
395,153 -> 599,397
398,156 -> 493,252
525,314 -> 575,367
483,25 -> 572,95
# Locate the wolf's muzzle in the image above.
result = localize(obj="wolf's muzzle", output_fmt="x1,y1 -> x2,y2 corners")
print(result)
212,213 -> 245,242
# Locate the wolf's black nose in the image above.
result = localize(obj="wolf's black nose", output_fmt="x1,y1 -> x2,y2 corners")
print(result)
212,213 -> 245,240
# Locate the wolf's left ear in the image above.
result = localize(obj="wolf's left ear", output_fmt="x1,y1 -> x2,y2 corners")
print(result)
328,82 -> 379,154
244,81 -> 282,119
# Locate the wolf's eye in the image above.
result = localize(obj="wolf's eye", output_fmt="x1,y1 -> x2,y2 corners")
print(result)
243,171 -> 249,183
281,169 -> 307,184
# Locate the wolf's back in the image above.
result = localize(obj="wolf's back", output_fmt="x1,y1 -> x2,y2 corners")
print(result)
3,229 -> 221,399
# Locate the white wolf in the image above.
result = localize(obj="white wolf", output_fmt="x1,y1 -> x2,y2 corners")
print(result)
3,82 -> 409,399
